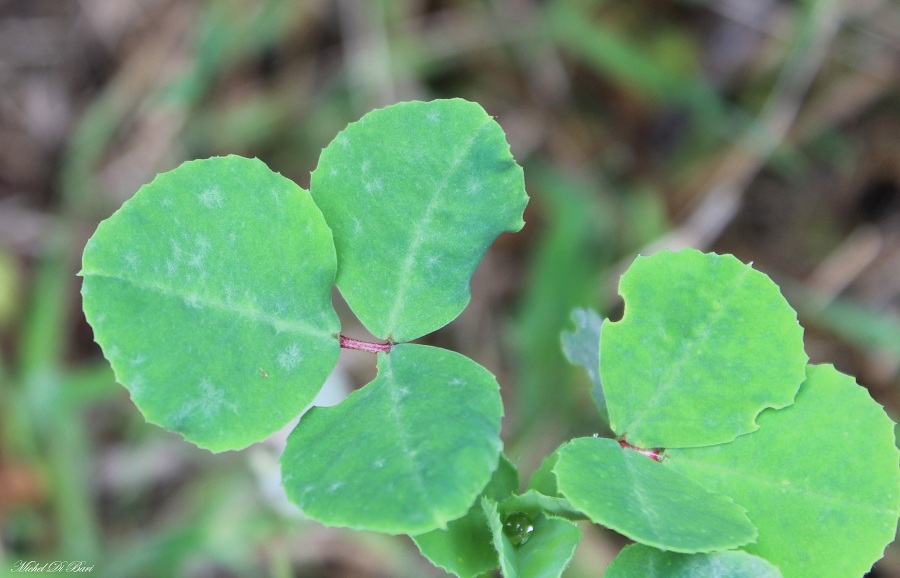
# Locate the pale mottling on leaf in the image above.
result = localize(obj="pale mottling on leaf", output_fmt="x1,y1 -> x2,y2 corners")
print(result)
129,374 -> 145,394
195,234 -> 211,252
198,379 -> 239,417
187,251 -> 204,269
270,187 -> 284,206
278,344 -> 303,370
198,187 -> 224,208
223,283 -> 235,303
170,379 -> 239,428
123,250 -> 139,271
184,293 -> 202,309
364,177 -> 383,194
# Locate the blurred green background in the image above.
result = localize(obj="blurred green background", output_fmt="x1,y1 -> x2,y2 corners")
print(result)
1,0 -> 898,576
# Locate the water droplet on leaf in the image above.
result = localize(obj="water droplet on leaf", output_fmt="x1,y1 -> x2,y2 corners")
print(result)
502,512 -> 534,546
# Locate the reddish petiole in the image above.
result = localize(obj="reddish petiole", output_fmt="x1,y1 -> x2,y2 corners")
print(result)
339,334 -> 393,354
618,439 -> 663,462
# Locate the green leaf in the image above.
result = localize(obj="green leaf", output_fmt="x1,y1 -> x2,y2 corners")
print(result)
281,343 -> 503,534
310,99 -> 528,342
483,498 -> 581,578
666,364 -> 900,578
527,450 -> 561,497
553,437 -> 756,553
80,156 -> 340,452
499,490 -> 583,521
605,544 -> 783,578
602,249 -> 807,448
413,455 -> 518,578
561,307 -> 607,422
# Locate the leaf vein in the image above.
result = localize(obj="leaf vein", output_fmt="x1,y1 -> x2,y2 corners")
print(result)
83,271 -> 329,339
621,265 -> 752,436
381,358 -> 439,527
383,117 -> 493,337
670,459 -> 898,516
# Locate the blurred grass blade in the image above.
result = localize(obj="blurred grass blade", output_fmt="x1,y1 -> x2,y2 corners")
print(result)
544,0 -> 727,125
511,164 -> 614,438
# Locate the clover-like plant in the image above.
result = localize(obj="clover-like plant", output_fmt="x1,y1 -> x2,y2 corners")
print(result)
80,99 -> 900,577
551,252 -> 900,578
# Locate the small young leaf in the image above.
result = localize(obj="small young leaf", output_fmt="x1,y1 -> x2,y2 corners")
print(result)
602,249 -> 808,448
483,498 -> 581,578
310,99 -> 528,342
412,455 -> 518,578
561,307 -> 607,422
80,156 -> 340,452
666,364 -> 900,578
605,544 -> 783,578
280,343 -> 503,534
527,450 -> 561,496
553,437 -> 756,553
499,490 -> 583,522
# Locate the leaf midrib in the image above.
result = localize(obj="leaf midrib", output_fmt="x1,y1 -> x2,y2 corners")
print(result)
620,452 -> 667,541
83,270 -> 330,339
380,355 -> 441,529
668,457 -> 900,516
619,265 -> 753,440
383,117 -> 493,339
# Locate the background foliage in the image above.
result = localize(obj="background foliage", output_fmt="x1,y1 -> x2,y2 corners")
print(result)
1,0 -> 898,576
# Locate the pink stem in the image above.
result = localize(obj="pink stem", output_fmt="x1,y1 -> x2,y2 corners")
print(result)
339,334 -> 393,354
618,439 -> 663,462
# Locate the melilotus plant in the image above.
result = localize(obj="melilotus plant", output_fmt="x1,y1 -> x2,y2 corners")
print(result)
80,99 -> 900,578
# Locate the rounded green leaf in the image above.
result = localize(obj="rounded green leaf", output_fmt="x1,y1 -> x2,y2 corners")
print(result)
605,544 -> 782,578
413,455 -> 518,578
280,343 -> 503,534
666,364 -> 900,578
483,498 -> 581,578
310,99 -> 528,342
603,249 -> 808,448
80,156 -> 340,452
553,437 -> 756,553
